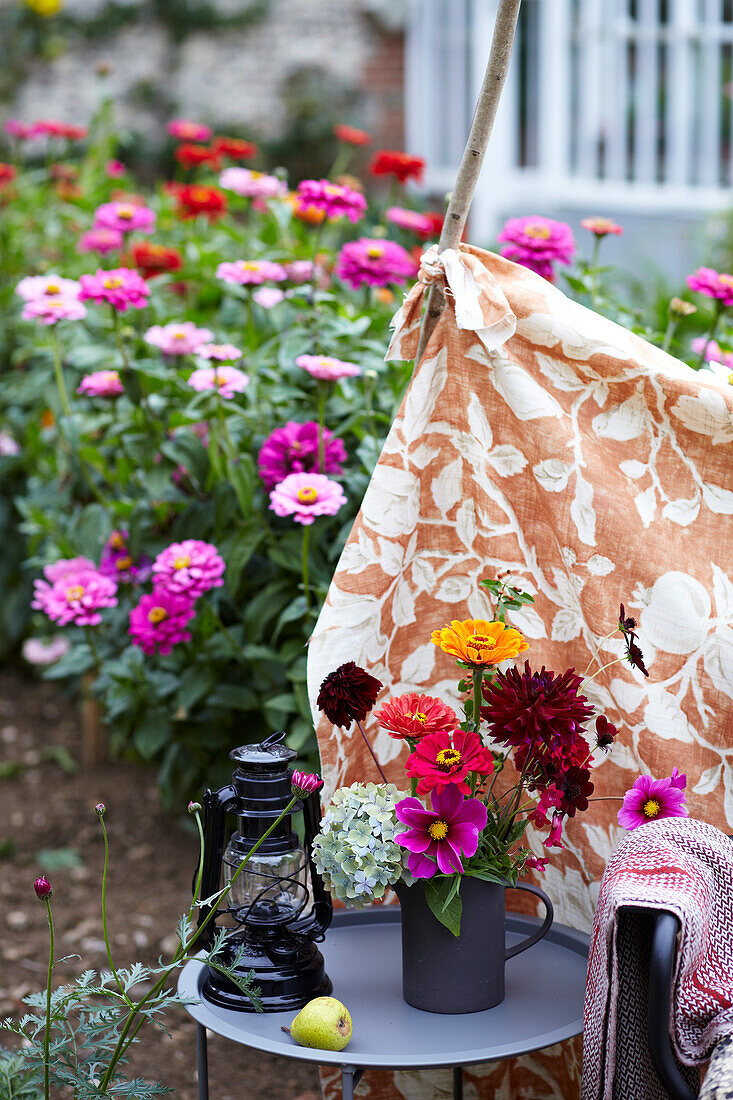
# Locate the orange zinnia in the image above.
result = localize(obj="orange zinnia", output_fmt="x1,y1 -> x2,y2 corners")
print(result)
431,618 -> 528,668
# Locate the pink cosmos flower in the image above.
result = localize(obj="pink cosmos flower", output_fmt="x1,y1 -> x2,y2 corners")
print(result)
252,287 -> 286,309
295,354 -> 361,381
373,693 -> 458,741
285,261 -> 316,284
144,322 -> 214,356
580,216 -> 623,237
129,590 -> 196,655
32,568 -> 118,626
291,771 -> 324,798
395,785 -> 488,878
335,237 -> 417,289
188,365 -> 249,398
257,421 -> 347,488
21,297 -> 87,325
498,216 -> 576,279
269,472 -> 347,526
79,268 -> 150,312
295,179 -> 367,223
686,267 -> 733,307
152,539 -> 225,599
386,206 -> 435,236
42,557 -> 96,583
78,228 -> 124,255
105,160 -> 126,178
195,342 -> 243,362
219,167 -> 288,199
77,370 -> 124,397
167,119 -> 212,142
690,337 -> 733,368
16,274 -> 81,301
617,774 -> 689,831
22,635 -> 71,665
93,201 -> 156,235
216,260 -> 288,285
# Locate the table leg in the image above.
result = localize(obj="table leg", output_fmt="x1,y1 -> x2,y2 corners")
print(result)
196,1023 -> 209,1100
453,1065 -> 463,1100
341,1064 -> 364,1099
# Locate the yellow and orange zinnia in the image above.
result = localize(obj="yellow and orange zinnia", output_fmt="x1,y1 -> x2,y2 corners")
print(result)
431,618 -> 528,668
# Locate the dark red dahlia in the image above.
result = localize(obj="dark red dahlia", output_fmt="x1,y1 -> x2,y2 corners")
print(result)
482,662 -> 595,749
556,766 -> 594,818
317,662 -> 382,729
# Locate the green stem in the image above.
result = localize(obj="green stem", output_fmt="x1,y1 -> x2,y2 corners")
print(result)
471,668 -> 484,735
301,524 -> 311,610
327,145 -> 352,181
583,655 -> 626,686
696,302 -> 723,370
99,816 -> 133,1006
212,607 -> 243,659
111,308 -> 131,372
589,236 -> 601,307
661,317 -> 677,353
316,382 -> 327,473
99,796 -> 300,1092
43,898 -> 54,1100
50,326 -> 71,417
84,625 -> 101,670
582,627 -> 620,677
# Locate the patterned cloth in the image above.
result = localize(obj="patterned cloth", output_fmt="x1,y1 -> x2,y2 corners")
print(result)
582,816 -> 733,1100
307,244 -> 733,1099
700,1035 -> 733,1099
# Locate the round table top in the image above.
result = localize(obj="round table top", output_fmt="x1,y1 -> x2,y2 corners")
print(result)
178,907 -> 590,1070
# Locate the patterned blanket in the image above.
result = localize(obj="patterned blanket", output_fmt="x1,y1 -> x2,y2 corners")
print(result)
582,817 -> 733,1100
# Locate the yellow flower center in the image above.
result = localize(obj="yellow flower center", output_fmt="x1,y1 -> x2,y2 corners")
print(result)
428,820 -> 448,840
173,331 -> 187,339
525,223 -> 551,240
720,274 -> 733,287
65,585 -> 84,601
116,206 -> 134,220
110,532 -> 125,549
297,487 -> 318,503
367,245 -> 384,259
436,748 -> 461,770
47,298 -> 66,308
174,555 -> 191,570
103,277 -> 123,289
45,283 -> 60,294
251,171 -> 263,180
100,371 -> 119,384
241,262 -> 261,271
191,188 -> 210,201
643,798 -> 661,818
147,606 -> 168,624
115,556 -> 133,571
467,634 -> 496,655
409,711 -> 427,724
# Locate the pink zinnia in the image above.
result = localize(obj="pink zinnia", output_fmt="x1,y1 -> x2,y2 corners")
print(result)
167,119 -> 212,142
129,590 -> 196,655
269,472 -> 346,526
285,261 -> 315,284
93,201 -> 156,235
216,260 -> 287,285
498,216 -> 576,279
187,365 -> 249,398
335,238 -> 417,289
690,337 -> 733,367
77,370 -> 124,397
152,539 -> 225,599
79,268 -> 150,312
618,774 -> 689,831
144,322 -> 213,356
405,729 -> 494,797
22,296 -> 87,325
295,179 -> 367,223
16,274 -> 81,301
295,354 -> 361,381
252,287 -> 286,309
32,568 -> 118,627
22,635 -> 71,666
257,421 -> 347,488
42,557 -> 96,583
386,206 -> 435,237
5,119 -> 31,139
395,785 -> 488,878
581,216 -> 623,237
78,228 -> 124,255
219,167 -> 287,199
686,267 -> 733,307
195,342 -> 242,362
373,692 -> 458,741
105,160 -> 126,178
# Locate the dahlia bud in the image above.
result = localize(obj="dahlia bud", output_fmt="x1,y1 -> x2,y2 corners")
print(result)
34,876 -> 52,900
291,771 -> 324,799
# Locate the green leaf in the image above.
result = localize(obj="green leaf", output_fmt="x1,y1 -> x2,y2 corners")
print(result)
425,877 -> 463,937
208,683 -> 258,711
133,712 -> 170,759
177,665 -> 216,712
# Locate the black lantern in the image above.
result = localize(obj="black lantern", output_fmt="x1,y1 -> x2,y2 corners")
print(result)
196,731 -> 333,1012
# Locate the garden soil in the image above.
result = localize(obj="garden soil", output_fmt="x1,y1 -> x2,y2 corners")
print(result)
0,669 -> 321,1100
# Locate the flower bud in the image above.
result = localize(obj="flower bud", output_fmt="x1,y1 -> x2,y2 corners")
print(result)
95,803 -> 106,816
34,876 -> 52,900
669,297 -> 697,317
291,770 -> 324,799
187,800 -> 202,814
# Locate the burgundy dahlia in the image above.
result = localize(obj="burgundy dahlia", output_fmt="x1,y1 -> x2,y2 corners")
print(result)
482,662 -> 595,749
317,662 -> 382,729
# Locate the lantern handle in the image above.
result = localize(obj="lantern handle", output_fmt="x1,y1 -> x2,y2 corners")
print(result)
288,788 -> 333,940
195,784 -> 236,948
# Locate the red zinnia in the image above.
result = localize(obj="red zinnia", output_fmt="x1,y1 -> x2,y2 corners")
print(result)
175,143 -> 222,170
405,729 -> 494,797
127,241 -> 183,279
317,662 -> 382,729
334,124 -> 371,146
0,163 -> 16,187
373,692 -> 457,741
370,150 -> 425,184
420,210 -> 445,239
172,184 -> 227,222
212,136 -> 258,160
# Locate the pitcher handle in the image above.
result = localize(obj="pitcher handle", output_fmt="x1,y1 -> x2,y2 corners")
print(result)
505,882 -> 554,960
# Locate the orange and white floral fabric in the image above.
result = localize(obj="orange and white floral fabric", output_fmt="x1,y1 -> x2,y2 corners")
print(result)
307,244 -> 733,1100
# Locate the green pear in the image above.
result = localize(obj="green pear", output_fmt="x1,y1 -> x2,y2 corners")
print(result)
283,996 -> 353,1051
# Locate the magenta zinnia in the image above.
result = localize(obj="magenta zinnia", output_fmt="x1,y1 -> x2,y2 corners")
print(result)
317,662 -> 382,729
269,472 -> 346,526
617,774 -> 689,831
32,568 -> 118,626
129,590 -> 196,655
295,179 -> 367,223
373,692 -> 457,741
152,539 -> 225,599
497,215 -> 575,280
395,785 -> 487,878
405,729 -> 494,797
257,420 -> 347,488
335,238 -> 417,289
79,267 -> 150,312
93,201 -> 156,235
686,267 -> 733,307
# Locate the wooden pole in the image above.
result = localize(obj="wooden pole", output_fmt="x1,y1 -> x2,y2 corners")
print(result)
413,0 -> 523,366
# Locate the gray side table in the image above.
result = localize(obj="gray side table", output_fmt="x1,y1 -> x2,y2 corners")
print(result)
178,906 -> 590,1100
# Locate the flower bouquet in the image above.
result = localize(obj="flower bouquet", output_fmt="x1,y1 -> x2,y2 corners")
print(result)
312,576 -> 689,1012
